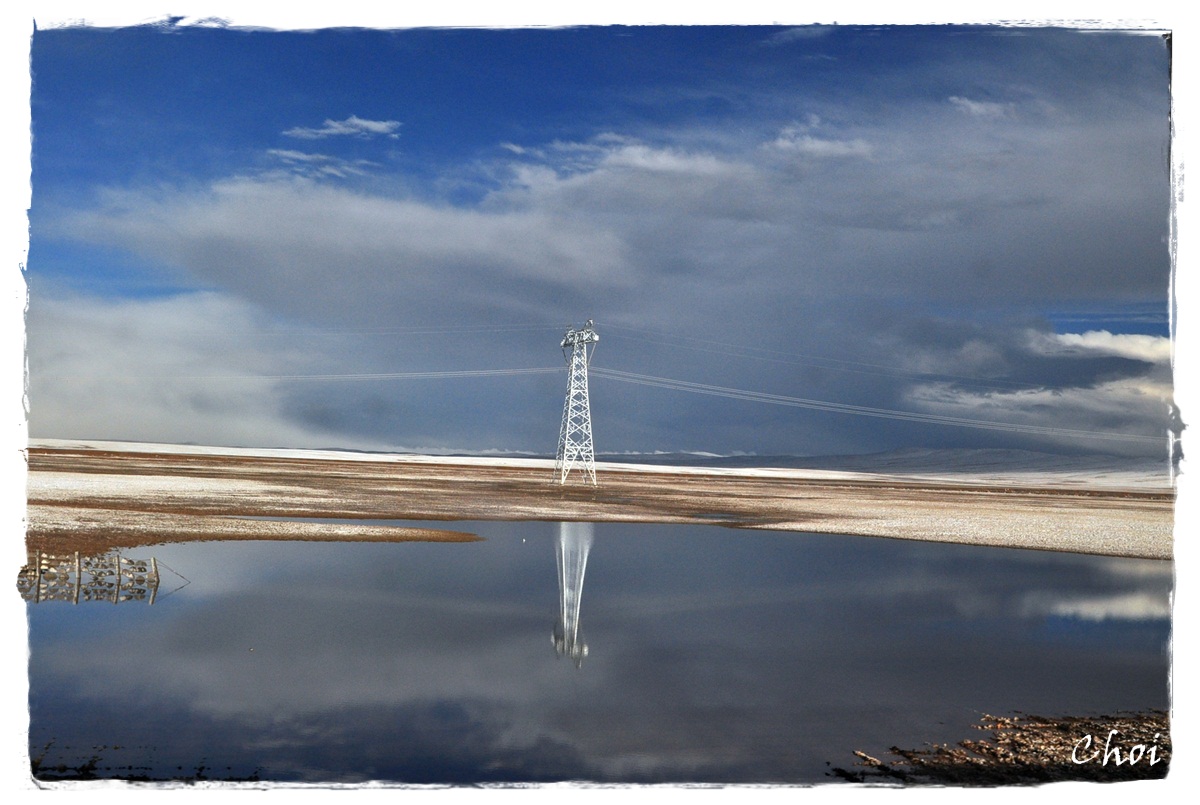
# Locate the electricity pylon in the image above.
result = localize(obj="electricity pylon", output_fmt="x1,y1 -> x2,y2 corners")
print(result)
555,319 -> 599,485
553,521 -> 593,667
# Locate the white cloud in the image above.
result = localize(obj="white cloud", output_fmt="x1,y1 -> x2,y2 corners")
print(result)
62,175 -> 633,326
265,148 -> 375,178
907,376 -> 1173,454
1031,329 -> 1172,364
26,292 -> 360,448
38,112 -> 1171,454
598,143 -> 734,175
58,108 -> 1166,328
283,115 -> 401,139
267,149 -> 331,163
948,95 -> 1016,120
768,127 -> 873,158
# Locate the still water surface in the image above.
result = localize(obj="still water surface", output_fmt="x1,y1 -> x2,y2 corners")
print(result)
26,521 -> 1171,784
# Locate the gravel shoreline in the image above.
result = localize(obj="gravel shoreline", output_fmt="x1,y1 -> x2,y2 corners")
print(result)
831,711 -> 1171,785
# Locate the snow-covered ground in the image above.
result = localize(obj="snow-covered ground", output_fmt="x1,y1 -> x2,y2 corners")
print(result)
28,438 -> 1173,491
26,438 -> 1175,559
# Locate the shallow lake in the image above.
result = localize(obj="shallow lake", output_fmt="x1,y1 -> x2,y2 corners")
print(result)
25,521 -> 1171,785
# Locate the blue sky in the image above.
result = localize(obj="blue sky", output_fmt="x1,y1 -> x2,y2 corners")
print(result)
21,20 -> 1176,459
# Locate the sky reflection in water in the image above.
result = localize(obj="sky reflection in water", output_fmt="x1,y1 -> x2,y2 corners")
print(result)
26,522 -> 1171,784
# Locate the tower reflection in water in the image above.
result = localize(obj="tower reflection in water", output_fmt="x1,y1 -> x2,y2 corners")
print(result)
553,522 -> 593,668
18,550 -> 161,605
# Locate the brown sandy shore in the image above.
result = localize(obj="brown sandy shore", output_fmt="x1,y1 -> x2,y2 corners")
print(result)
24,440 -> 1174,559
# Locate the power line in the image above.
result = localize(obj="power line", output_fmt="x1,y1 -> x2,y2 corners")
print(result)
37,367 -> 564,382
261,323 -> 565,337
263,367 -> 564,381
603,323 -> 1058,393
590,366 -> 1163,445
36,354 -> 1162,444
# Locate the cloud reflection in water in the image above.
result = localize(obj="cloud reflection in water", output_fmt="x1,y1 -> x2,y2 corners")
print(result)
26,521 -> 1171,784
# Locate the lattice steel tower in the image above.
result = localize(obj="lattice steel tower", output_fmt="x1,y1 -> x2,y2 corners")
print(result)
555,319 -> 599,485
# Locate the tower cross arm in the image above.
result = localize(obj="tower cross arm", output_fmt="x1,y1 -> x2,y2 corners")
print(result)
561,320 -> 600,348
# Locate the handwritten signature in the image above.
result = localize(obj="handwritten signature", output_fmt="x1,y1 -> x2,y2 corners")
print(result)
1072,730 -> 1165,767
